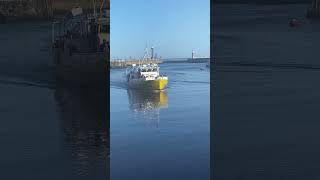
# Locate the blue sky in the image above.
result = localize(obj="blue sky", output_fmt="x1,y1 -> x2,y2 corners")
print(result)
110,0 -> 210,59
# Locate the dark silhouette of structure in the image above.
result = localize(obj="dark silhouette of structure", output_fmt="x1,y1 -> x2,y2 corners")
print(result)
307,0 -> 320,18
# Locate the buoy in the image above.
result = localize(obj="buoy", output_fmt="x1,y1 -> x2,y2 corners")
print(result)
289,18 -> 299,27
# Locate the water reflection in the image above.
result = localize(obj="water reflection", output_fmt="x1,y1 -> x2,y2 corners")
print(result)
54,86 -> 109,178
127,89 -> 168,128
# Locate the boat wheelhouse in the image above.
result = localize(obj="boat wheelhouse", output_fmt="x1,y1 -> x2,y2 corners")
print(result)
126,48 -> 168,90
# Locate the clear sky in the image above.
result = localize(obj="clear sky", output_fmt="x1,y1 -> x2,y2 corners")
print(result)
110,0 -> 210,59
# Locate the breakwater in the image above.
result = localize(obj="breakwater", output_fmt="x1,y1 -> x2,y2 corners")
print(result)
110,58 -> 211,69
110,59 -> 163,68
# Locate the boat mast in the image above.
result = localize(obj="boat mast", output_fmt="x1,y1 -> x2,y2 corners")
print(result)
140,44 -> 148,66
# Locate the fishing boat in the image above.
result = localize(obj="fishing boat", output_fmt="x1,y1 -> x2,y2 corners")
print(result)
52,2 -> 109,90
126,48 -> 168,90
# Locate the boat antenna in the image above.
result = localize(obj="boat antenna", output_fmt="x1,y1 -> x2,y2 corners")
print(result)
142,44 -> 150,63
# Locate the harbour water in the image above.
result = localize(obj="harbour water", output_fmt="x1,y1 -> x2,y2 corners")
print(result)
213,4 -> 320,180
110,62 -> 210,179
0,21 -> 109,179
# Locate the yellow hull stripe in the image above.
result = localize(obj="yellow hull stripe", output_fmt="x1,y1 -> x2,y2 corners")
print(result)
128,79 -> 168,90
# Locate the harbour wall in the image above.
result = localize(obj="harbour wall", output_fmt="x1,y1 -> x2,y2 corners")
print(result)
110,59 -> 164,69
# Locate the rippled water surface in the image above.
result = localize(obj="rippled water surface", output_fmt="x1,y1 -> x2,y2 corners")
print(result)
111,62 -> 210,180
0,22 -> 109,180
214,4 -> 320,180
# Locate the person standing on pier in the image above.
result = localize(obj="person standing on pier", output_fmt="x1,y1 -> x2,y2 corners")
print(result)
106,41 -> 110,54
100,39 -> 107,51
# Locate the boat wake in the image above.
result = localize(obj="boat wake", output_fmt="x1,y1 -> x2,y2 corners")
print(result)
172,80 -> 209,84
214,61 -> 320,72
0,77 -> 55,89
110,82 -> 128,90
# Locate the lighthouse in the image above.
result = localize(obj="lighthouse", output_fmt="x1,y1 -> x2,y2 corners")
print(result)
192,50 -> 195,60
151,46 -> 154,60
